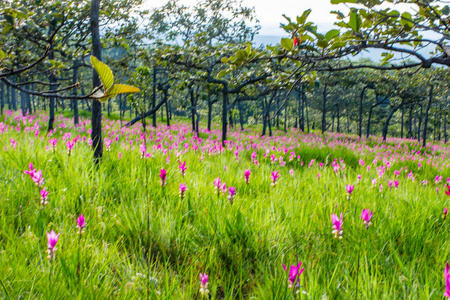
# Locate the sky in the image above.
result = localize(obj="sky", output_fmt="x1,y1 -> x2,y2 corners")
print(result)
142,0 -> 345,41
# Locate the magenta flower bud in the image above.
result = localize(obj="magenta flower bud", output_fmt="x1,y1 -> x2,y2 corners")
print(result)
282,262 -> 304,289
444,263 -> 450,298
360,209 -> 373,229
244,170 -> 251,184
76,214 -> 86,233
444,207 -> 448,220
179,161 -> 187,177
199,273 -> 209,296
228,187 -> 236,204
346,184 -> 354,195
46,230 -> 60,261
160,169 -> 167,186
40,188 -> 49,206
331,213 -> 344,239
271,171 -> 280,186
179,183 -> 187,199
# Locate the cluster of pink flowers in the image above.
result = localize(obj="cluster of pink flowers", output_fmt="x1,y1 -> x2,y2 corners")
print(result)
24,163 -> 48,206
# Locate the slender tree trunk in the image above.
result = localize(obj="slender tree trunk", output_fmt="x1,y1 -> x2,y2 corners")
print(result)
367,106 -> 374,138
336,103 -> 340,133
91,0 -> 103,163
0,81 -> 4,115
11,78 -> 17,111
322,83 -> 327,134
73,61 -> 79,125
439,104 -> 442,141
284,99 -> 287,133
47,37 -> 56,131
238,101 -> 244,131
401,107 -> 404,138
422,85 -> 433,147
305,94 -> 310,132
445,113 -> 447,143
262,97 -> 267,136
418,104 -> 423,142
382,103 -> 402,141
152,66 -> 157,127
207,95 -> 213,131
221,89 -> 228,145
359,86 -> 368,138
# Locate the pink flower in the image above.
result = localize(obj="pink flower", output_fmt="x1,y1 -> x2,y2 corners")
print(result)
445,263 -> 450,298
179,161 -> 187,177
357,174 -> 362,181
199,273 -> 209,296
331,213 -> 343,238
24,162 -> 44,188
228,187 -> 236,203
221,182 -> 227,195
282,262 -> 304,289
244,169 -> 251,184
160,169 -> 167,186
46,230 -> 60,260
346,184 -> 354,195
317,173 -> 321,180
40,188 -> 49,206
445,186 -> 450,197
289,169 -> 294,177
66,139 -> 75,156
179,183 -> 187,199
361,209 -> 373,229
213,177 -> 221,195
271,171 -> 280,186
76,214 -> 86,234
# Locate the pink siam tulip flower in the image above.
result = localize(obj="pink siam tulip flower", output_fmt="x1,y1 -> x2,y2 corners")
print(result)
179,161 -> 187,177
331,213 -> 343,239
357,174 -> 362,181
46,230 -> 60,261
244,169 -> 251,184
228,187 -> 236,204
118,152 -> 122,160
140,143 -> 146,158
10,139 -> 17,150
199,273 -> 209,296
179,183 -> 187,199
271,171 -> 280,186
346,184 -> 354,195
444,208 -> 448,220
361,209 -> 373,229
445,263 -> 450,298
289,169 -> 294,177
317,173 -> 321,180
24,163 -> 44,188
48,138 -> 58,152
40,188 -> 49,206
66,139 -> 75,156
160,169 -> 167,186
436,175 -> 443,184
282,262 -> 304,289
394,180 -> 399,189
221,182 -> 227,195
76,214 -> 86,234
213,177 -> 221,196
445,186 -> 450,197
388,180 -> 393,189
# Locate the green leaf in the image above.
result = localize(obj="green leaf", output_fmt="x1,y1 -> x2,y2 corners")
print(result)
245,44 -> 252,56
325,29 -> 340,41
443,6 -> 450,15
317,39 -> 329,48
349,10 -> 362,32
90,56 -> 114,90
100,84 -> 140,102
221,57 -> 229,63
330,40 -> 347,50
280,38 -> 294,51
400,12 -> 413,30
0,49 -> 6,60
217,69 -> 230,79
236,50 -> 247,60
297,9 -> 312,25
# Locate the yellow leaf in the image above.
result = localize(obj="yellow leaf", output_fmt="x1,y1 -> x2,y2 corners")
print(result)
99,84 -> 140,102
90,56 -> 114,90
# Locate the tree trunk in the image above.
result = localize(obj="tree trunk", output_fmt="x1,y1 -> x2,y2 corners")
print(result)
382,103 -> 403,141
11,78 -> 17,111
73,61 -> 79,125
322,83 -> 327,134
367,106 -> 373,138
47,38 -> 57,131
221,90 -> 228,145
0,81 -> 4,114
152,66 -> 157,127
207,95 -> 213,131
400,107 -> 404,138
422,85 -> 433,147
359,86 -> 369,138
336,103 -> 340,133
238,101 -> 244,131
91,0 -> 103,163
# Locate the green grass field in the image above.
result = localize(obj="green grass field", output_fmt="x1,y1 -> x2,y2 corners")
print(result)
1,110 -> 450,299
